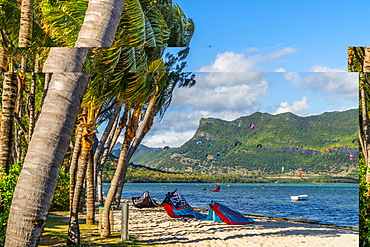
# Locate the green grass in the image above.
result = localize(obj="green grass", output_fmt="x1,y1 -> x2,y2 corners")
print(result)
40,212 -> 146,247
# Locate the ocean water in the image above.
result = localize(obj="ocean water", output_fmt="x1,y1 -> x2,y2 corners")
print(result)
103,183 -> 358,228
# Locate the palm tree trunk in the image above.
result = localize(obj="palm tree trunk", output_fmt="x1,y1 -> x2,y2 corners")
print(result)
28,72 -> 36,140
13,74 -> 25,163
364,48 -> 370,72
86,149 -> 95,225
114,96 -> 157,208
0,73 -> 17,173
5,73 -> 89,247
67,144 -> 91,245
360,73 -> 370,183
75,0 -> 126,47
94,103 -> 121,205
18,0 -> 34,47
5,0 -> 126,243
101,106 -> 139,238
96,110 -> 121,205
69,126 -> 83,207
0,47 -> 7,72
93,102 -> 121,169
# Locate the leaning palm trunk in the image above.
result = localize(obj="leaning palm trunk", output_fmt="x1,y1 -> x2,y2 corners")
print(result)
67,145 -> 91,245
93,103 -> 121,203
96,110 -> 121,205
69,126 -> 83,207
5,73 -> 90,247
93,102 -> 121,170
0,73 -> 17,173
97,115 -> 127,204
94,103 -> 121,204
113,96 -> 156,207
68,110 -> 97,244
100,106 -> 140,237
102,96 -> 157,236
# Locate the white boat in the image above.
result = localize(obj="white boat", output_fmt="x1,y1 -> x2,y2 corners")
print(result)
290,195 -> 308,201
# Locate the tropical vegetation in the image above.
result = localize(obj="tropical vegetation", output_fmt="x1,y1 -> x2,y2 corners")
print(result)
348,47 -> 368,246
0,0 -> 196,246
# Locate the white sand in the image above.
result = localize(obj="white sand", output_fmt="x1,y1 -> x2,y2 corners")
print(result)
111,200 -> 358,247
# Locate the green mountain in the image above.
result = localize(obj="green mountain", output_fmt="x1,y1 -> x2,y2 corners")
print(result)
111,143 -> 154,158
129,109 -> 359,181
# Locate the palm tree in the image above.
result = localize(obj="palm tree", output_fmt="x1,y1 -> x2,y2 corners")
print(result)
5,0 -> 126,244
5,73 -> 90,247
18,0 -> 34,47
98,0 -> 195,237
348,47 -> 369,246
67,110 -> 97,245
0,73 -> 17,173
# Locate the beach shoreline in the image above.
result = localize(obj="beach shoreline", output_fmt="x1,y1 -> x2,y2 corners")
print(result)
112,199 -> 358,247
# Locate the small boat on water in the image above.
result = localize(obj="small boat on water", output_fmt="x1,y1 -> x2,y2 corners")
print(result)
290,195 -> 308,201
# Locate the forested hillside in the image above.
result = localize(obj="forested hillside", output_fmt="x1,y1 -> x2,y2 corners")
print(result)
116,109 -> 359,182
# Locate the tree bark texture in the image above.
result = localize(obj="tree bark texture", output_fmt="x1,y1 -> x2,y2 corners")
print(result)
364,48 -> 370,72
75,0 -> 126,47
5,73 -> 89,247
86,149 -> 95,225
100,106 -> 140,237
96,111 -> 120,205
360,74 -> 370,183
0,48 -> 7,72
67,146 -> 90,245
18,0 -> 34,47
0,73 -> 17,172
5,0 -> 126,243
114,96 -> 157,207
69,126 -> 83,207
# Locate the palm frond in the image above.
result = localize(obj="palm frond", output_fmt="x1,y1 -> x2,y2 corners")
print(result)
114,0 -> 146,47
39,0 -> 88,46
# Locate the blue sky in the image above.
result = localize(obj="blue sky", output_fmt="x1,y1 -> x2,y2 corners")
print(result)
139,0 -> 363,147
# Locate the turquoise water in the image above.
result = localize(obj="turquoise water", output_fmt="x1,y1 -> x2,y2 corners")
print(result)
103,183 -> 358,228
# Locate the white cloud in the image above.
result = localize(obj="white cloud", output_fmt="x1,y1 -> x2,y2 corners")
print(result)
140,51 -> 357,148
142,131 -> 196,148
274,96 -> 311,115
275,68 -> 286,72
198,47 -> 296,72
283,72 -> 358,101
171,73 -> 268,115
142,72 -> 270,147
308,65 -> 345,72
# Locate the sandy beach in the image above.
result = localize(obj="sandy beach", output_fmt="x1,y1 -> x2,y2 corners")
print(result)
110,200 -> 358,247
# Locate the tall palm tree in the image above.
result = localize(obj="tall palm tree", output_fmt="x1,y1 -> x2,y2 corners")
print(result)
67,110 -> 96,245
5,0 -> 126,245
99,0 -> 195,237
18,0 -> 34,47
0,73 -> 17,173
5,73 -> 90,247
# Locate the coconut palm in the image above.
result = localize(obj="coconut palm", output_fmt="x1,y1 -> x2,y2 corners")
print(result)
18,0 -> 34,47
98,0 -> 195,237
0,0 -> 56,46
0,73 -> 17,173
4,0 -> 126,244
67,110 -> 97,245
